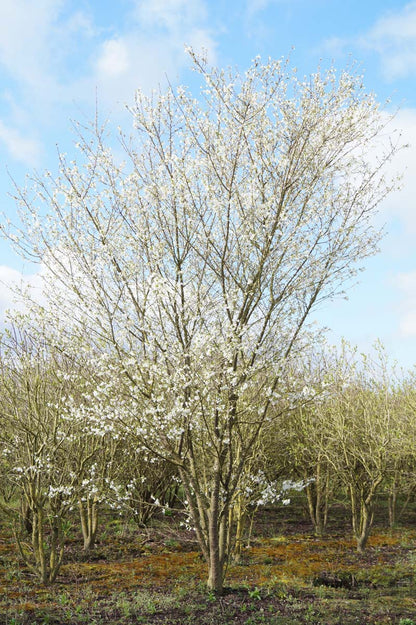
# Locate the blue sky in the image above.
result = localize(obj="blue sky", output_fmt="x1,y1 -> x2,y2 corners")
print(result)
0,0 -> 416,367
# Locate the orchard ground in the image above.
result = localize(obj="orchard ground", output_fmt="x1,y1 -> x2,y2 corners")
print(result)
2,497 -> 416,624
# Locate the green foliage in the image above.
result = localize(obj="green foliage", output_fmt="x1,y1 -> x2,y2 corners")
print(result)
248,586 -> 262,600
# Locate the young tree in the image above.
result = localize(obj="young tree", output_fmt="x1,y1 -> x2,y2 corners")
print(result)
320,342 -> 402,552
5,53 -> 400,591
269,349 -> 337,537
387,370 -> 416,527
282,404 -> 334,537
0,326 -> 84,583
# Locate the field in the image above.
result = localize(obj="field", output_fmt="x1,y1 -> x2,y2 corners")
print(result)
1,500 -> 416,625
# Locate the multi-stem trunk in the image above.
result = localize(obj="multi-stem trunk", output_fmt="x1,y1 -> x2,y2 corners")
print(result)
179,460 -> 231,594
349,479 -> 381,553
206,461 -> 229,593
304,462 -> 330,537
79,498 -> 99,551
15,500 -> 66,584
48,515 -> 65,583
32,506 -> 47,584
387,472 -> 413,529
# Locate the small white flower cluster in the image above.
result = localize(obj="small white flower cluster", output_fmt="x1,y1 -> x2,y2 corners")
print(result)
248,473 -> 315,507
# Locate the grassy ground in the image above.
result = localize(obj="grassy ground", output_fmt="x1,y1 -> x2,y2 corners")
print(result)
1,501 -> 416,624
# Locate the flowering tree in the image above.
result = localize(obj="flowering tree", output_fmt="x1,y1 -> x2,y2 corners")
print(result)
6,52 -> 399,591
0,322 -> 128,578
0,326 -> 85,583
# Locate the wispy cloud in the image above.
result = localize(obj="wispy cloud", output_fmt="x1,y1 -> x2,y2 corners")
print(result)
0,264 -> 43,319
79,0 -> 217,111
376,109 -> 416,234
0,0 -> 217,165
95,39 -> 130,79
133,0 -> 208,32
0,0 -> 94,99
360,1 -> 416,80
395,271 -> 416,337
0,0 -> 61,88
323,2 -> 416,81
0,120 -> 42,167
245,0 -> 294,18
0,0 -> 96,165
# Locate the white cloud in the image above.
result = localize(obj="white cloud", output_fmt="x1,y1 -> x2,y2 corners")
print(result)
0,0 -> 97,165
323,2 -> 416,81
0,0 -> 93,96
364,2 -> 416,46
96,39 -> 130,78
396,271 -> 416,296
0,266 -> 22,314
0,0 -> 218,165
336,103 -> 416,345
245,0 -> 294,18
394,271 -> 416,337
400,313 -> 416,338
360,1 -> 416,80
134,0 -> 207,31
86,0 -> 217,109
0,0 -> 62,88
0,265 -> 42,319
246,0 -> 270,16
130,0 -> 216,64
88,37 -> 182,109
0,120 -> 42,166
375,108 -> 416,235
185,29 -> 217,62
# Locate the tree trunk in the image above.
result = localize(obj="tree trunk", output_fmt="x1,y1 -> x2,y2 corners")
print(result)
33,507 -> 47,584
349,483 -> 378,553
48,515 -> 64,583
79,498 -> 99,551
180,462 -> 230,594
232,495 -> 245,563
388,484 -> 397,528
305,464 -> 330,537
356,500 -> 373,553
20,497 -> 33,535
207,471 -> 227,593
